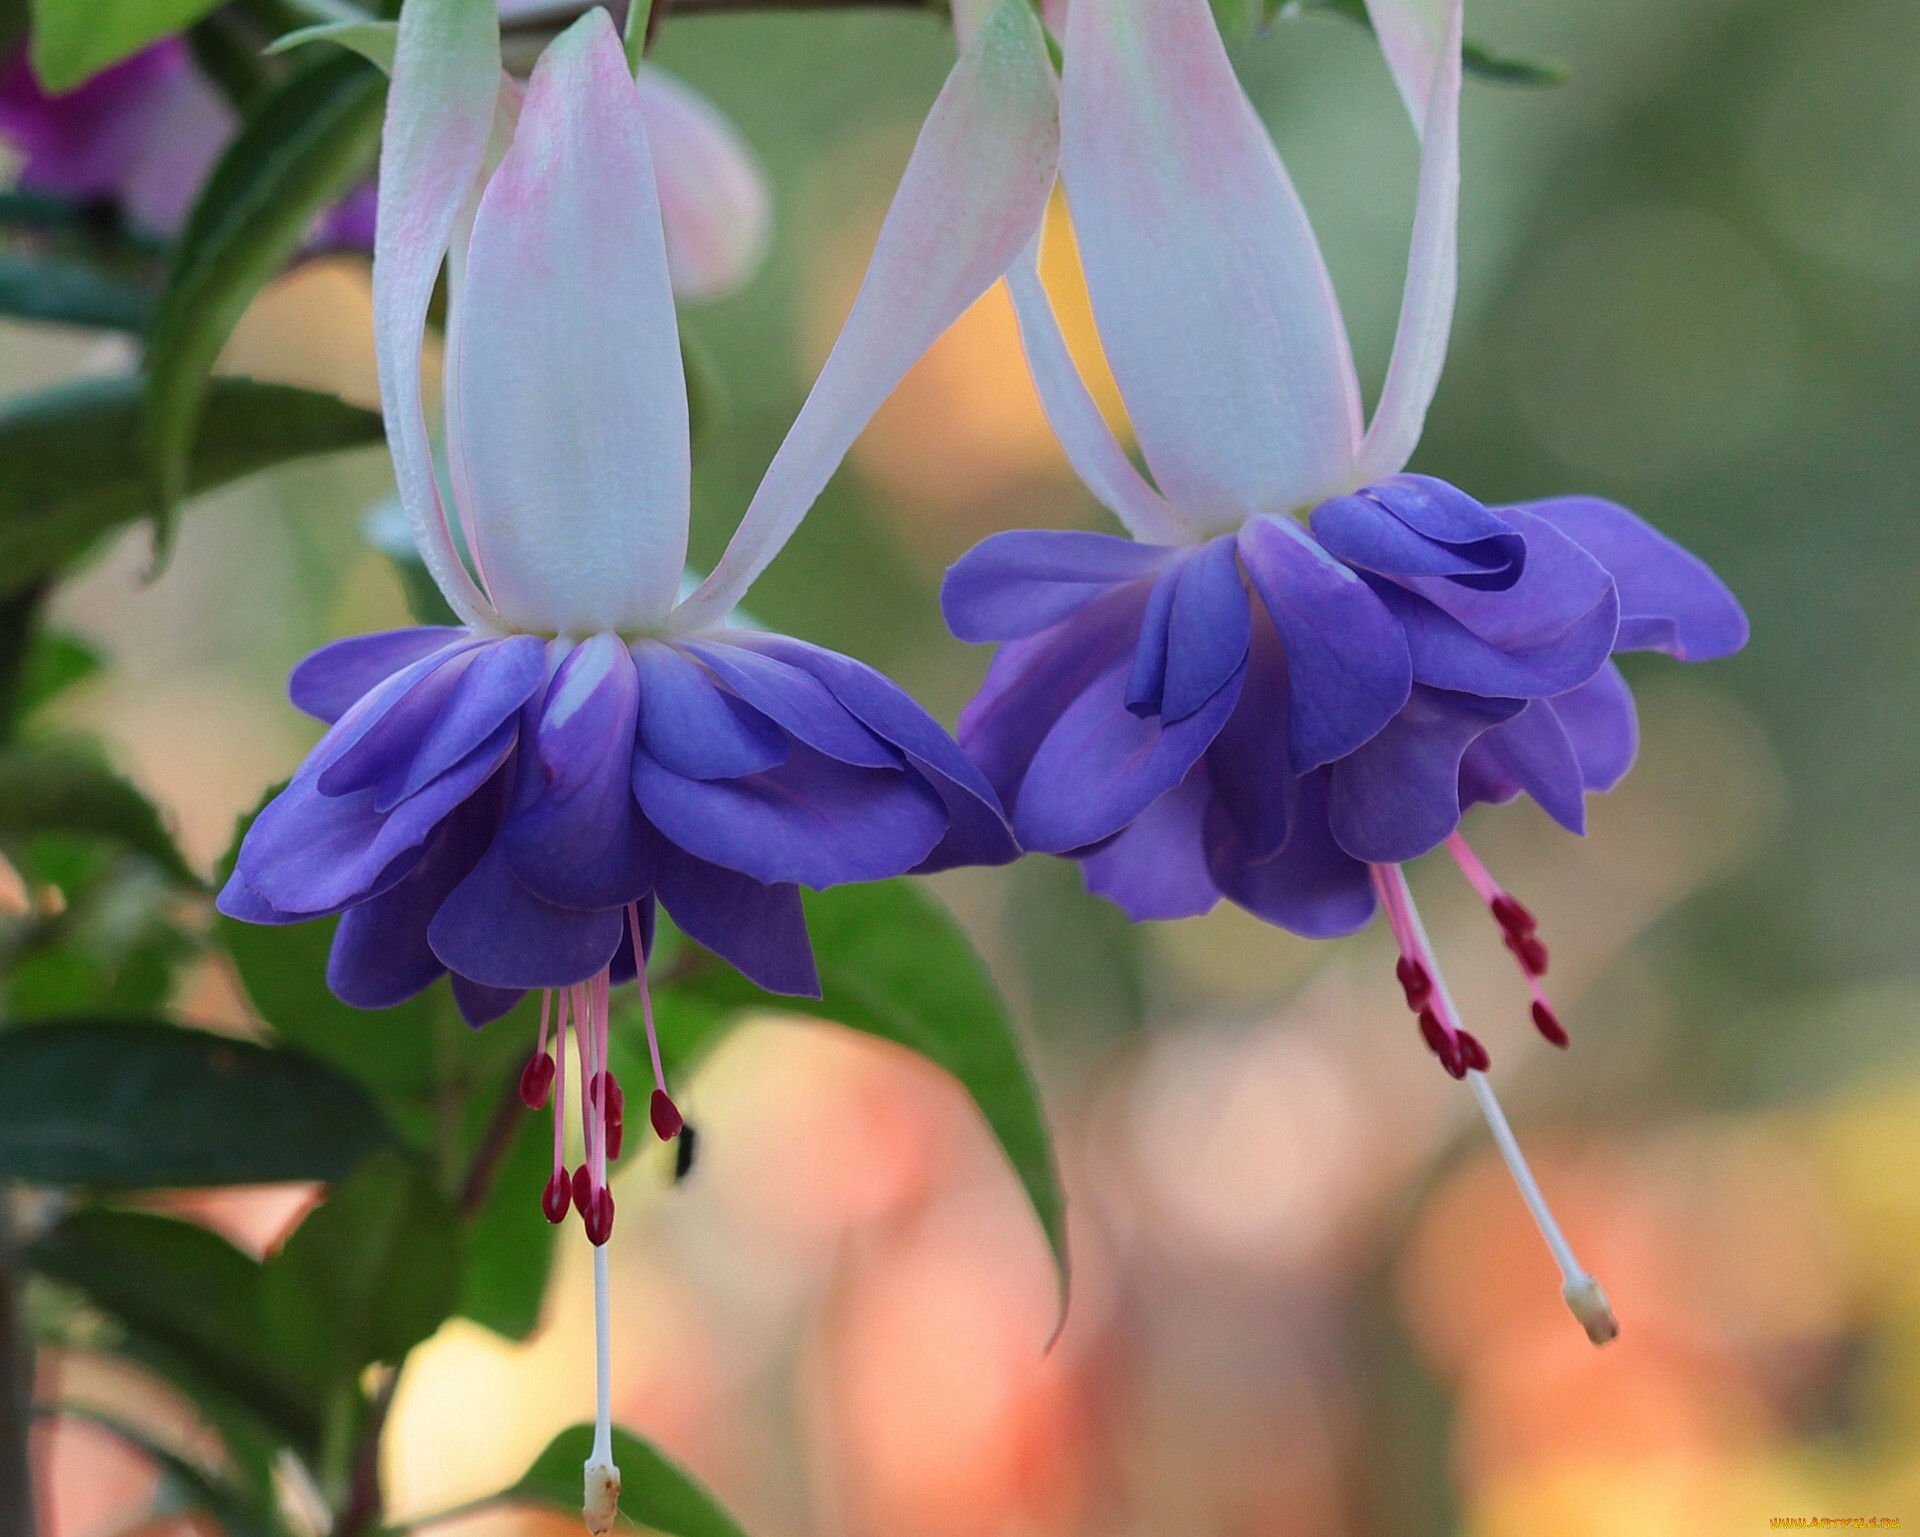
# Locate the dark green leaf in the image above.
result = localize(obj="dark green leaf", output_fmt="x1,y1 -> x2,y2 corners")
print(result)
505,1424 -> 749,1537
456,1099 -> 558,1341
0,746 -> 199,886
0,253 -> 153,331
15,630 -> 102,719
0,375 -> 384,599
29,1208 -> 323,1448
672,880 -> 1066,1301
260,1152 -> 462,1385
0,1020 -> 397,1186
1294,0 -> 1567,87
0,578 -> 48,743
143,53 -> 386,530
27,0 -> 224,91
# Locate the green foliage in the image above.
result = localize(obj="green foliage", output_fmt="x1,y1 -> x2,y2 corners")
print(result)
505,1424 -> 750,1537
259,1153 -> 463,1387
0,1020 -> 397,1186
1258,0 -> 1569,86
143,52 -> 387,539
14,631 -> 102,720
669,879 -> 1067,1299
0,253 -> 153,332
27,0 -> 225,92
455,1107 -> 558,1341
267,18 -> 398,72
0,375 -> 384,601
0,746 -> 200,887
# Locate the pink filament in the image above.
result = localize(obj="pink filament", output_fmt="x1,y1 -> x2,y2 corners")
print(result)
1443,832 -> 1567,1046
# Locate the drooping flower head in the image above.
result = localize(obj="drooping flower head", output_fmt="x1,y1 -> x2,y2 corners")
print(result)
216,0 -> 1056,1521
940,0 -> 1747,1343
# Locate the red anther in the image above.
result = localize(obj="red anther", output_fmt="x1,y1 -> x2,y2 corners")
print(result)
605,1113 -> 625,1163
519,1052 -> 555,1110
1437,1035 -> 1467,1079
649,1087 -> 683,1142
1395,957 -> 1433,1012
1417,1009 -> 1452,1058
1531,1000 -> 1569,1048
572,1163 -> 594,1217
1490,894 -> 1536,935
541,1169 -> 572,1225
602,1074 -> 625,1120
1457,1030 -> 1491,1073
584,1186 -> 616,1246
1518,935 -> 1549,977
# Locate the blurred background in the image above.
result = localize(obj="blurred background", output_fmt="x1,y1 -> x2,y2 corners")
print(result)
14,0 -> 1920,1531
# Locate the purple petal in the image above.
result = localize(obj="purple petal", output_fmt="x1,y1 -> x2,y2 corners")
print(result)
1456,698 -> 1587,834
214,870 -> 305,926
1328,685 -> 1523,862
683,641 -> 894,768
377,635 -> 548,810
633,640 -> 788,780
634,742 -> 946,888
326,781 -> 504,1009
316,648 -> 482,799
654,845 -> 819,997
1238,514 -> 1411,771
1014,651 -> 1246,854
1311,475 -> 1524,589
1522,496 -> 1748,662
501,635 -> 654,911
1081,763 -> 1220,921
1123,557 -> 1182,717
942,530 -> 1169,642
1161,535 -> 1250,722
1205,768 -> 1374,938
288,627 -> 469,723
428,842 -> 625,989
1202,600 -> 1292,862
747,636 -> 1020,872
1550,660 -> 1638,792
956,586 -> 1144,807
450,976 -> 526,1027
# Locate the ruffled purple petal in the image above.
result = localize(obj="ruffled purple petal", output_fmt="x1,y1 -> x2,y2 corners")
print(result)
633,640 -> 789,779
1523,496 -> 1748,662
654,844 -> 819,997
1014,651 -> 1246,854
1311,475 -> 1525,590
941,529 -> 1169,642
1081,764 -> 1219,921
450,976 -> 526,1027
1162,535 -> 1251,722
1327,685 -> 1524,863
1202,600 -> 1293,862
1238,514 -> 1411,772
633,741 -> 946,888
214,869 -> 306,925
1205,768 -> 1374,939
1371,571 -> 1616,699
1124,556 -> 1183,718
317,647 -> 485,798
428,842 -> 626,989
684,641 -> 896,768
288,627 -> 470,723
376,636 -> 547,810
747,635 -> 1020,871
1550,660 -> 1638,792
1456,698 -> 1588,834
501,634 -> 654,911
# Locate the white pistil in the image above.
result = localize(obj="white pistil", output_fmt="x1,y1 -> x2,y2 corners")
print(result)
583,1242 -> 621,1532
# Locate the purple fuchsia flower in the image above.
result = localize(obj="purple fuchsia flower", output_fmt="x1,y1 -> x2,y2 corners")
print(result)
939,0 -> 1747,1343
217,0 -> 1054,1519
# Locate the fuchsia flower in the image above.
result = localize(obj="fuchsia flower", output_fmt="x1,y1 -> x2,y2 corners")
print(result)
940,0 -> 1748,1343
218,0 -> 1055,1519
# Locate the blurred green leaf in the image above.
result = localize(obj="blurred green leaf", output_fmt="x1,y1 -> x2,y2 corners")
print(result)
29,1208 -> 323,1448
260,1152 -> 462,1386
0,746 -> 199,886
143,52 -> 386,534
0,375 -> 384,600
266,18 -> 396,72
0,254 -> 153,331
1292,0 -> 1567,86
456,1106 -> 558,1341
27,0 -> 223,92
0,1020 -> 397,1186
671,880 -> 1066,1299
15,631 -> 102,718
52,1405 -> 280,1537
503,1424 -> 749,1537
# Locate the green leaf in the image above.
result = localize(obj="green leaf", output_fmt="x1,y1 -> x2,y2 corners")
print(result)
259,1151 -> 463,1386
456,1106 -> 558,1341
143,52 -> 386,534
0,746 -> 199,886
15,630 -> 102,718
29,1208 -> 323,1448
504,1424 -> 749,1537
0,254 -> 154,332
1294,0 -> 1567,87
673,880 -> 1066,1302
266,18 -> 396,72
0,375 -> 384,600
28,0 -> 224,92
0,1020 -> 397,1186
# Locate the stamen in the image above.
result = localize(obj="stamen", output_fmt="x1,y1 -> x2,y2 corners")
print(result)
544,987 -> 572,1225
521,989 -> 557,1108
1444,833 -> 1568,1048
582,1243 -> 622,1533
628,902 -> 684,1141
1374,861 -> 1615,1346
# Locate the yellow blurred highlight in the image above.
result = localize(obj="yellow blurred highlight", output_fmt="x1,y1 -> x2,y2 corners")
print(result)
214,257 -> 384,411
